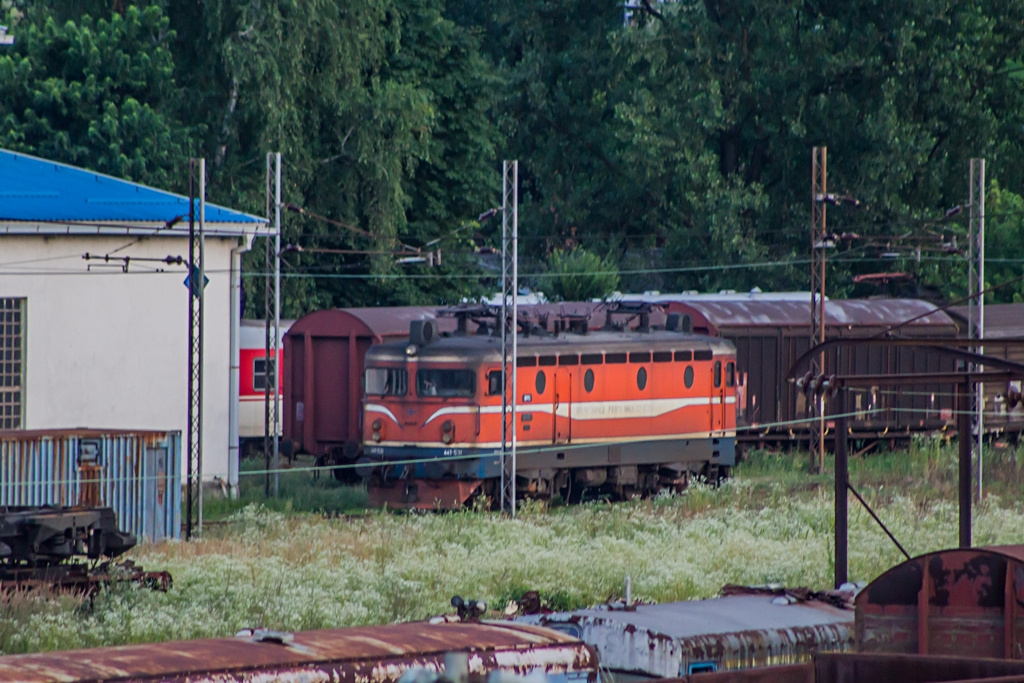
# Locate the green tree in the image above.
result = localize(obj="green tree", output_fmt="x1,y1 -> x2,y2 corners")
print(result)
543,247 -> 620,302
0,4 -> 196,187
985,183 -> 1024,303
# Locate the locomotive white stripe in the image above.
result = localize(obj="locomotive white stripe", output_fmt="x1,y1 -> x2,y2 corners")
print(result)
412,396 -> 737,426
379,430 -> 737,450
365,404 -> 400,424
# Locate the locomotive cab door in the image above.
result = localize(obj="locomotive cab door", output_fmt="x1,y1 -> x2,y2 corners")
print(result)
712,360 -> 725,433
553,368 -> 572,444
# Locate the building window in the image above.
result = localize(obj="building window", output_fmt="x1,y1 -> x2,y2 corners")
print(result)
253,357 -> 276,392
0,298 -> 25,429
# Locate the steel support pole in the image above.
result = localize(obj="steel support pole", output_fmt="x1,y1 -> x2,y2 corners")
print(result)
834,387 -> 848,588
263,153 -> 281,497
958,379 -> 973,548
969,159 -> 985,499
198,159 -> 206,534
186,158 -> 205,540
810,147 -> 827,473
500,161 -> 519,517
273,153 -> 282,496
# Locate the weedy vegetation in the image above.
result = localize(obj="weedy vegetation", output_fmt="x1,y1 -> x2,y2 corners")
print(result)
1,437 -> 1022,655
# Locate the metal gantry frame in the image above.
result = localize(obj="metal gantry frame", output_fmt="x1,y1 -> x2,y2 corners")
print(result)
186,158 -> 206,540
264,153 -> 282,497
969,158 -> 985,498
810,146 -> 828,473
500,160 -> 519,517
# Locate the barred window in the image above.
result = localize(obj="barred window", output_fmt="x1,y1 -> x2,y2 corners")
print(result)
0,298 -> 25,429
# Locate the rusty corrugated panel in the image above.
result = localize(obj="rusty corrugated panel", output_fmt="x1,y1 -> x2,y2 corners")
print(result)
522,594 -> 853,678
0,621 -> 596,683
857,546 -> 1024,659
0,430 -> 180,542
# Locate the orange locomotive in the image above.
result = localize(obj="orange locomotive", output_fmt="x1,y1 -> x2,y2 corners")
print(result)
360,305 -> 739,508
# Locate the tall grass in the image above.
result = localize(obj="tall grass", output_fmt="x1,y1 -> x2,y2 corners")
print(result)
1,441 -> 1021,655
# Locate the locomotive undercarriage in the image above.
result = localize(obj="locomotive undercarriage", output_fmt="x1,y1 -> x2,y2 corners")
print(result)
364,436 -> 735,509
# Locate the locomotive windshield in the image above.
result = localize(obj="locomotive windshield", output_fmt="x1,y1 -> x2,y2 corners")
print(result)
417,369 -> 476,397
365,367 -> 408,396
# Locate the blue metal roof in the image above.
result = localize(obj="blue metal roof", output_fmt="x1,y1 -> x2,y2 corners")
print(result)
0,149 -> 267,233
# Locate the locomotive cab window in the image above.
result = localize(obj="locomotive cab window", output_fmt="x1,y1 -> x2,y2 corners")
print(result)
253,357 -> 276,392
726,362 -> 735,387
365,367 -> 408,396
417,369 -> 475,397
488,370 -> 503,396
714,360 -> 722,388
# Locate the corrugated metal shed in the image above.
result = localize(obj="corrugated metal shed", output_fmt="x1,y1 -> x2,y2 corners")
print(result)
0,429 -> 181,542
0,149 -> 268,235
857,545 -> 1024,659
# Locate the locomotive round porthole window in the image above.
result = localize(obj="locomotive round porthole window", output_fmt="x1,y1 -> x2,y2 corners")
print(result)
684,365 -> 694,388
536,370 -> 547,394
637,367 -> 647,390
584,369 -> 595,392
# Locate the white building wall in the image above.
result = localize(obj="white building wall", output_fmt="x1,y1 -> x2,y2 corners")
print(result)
0,234 -> 239,482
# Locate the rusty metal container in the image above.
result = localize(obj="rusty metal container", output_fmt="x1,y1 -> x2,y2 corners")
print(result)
0,620 -> 596,683
520,591 -> 854,677
0,429 -> 180,542
856,545 -> 1024,659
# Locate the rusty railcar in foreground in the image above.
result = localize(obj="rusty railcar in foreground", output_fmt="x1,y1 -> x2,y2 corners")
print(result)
518,589 -> 854,679
0,621 -> 597,683
856,544 -> 1024,659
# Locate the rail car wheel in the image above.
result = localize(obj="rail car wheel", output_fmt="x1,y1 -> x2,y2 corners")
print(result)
326,446 -> 361,485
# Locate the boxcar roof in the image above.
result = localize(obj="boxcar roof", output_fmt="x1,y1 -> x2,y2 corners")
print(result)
948,304 -> 1024,338
526,594 -> 852,640
0,621 -> 581,683
674,298 -> 954,329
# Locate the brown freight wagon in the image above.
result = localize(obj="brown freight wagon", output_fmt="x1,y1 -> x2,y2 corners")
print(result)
948,303 -> 1024,438
655,299 -> 961,450
283,302 -> 621,475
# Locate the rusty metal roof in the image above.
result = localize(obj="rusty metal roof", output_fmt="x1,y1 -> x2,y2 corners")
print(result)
0,621 -> 589,683
521,595 -> 853,678
673,299 -> 954,329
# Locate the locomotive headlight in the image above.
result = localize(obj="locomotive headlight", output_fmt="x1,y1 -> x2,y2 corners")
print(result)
372,431 -> 382,443
441,419 -> 454,444
372,419 -> 383,431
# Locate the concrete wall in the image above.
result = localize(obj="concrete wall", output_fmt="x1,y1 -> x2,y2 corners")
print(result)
0,234 -> 240,482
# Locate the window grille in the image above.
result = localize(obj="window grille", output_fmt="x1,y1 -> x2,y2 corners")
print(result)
0,298 -> 25,429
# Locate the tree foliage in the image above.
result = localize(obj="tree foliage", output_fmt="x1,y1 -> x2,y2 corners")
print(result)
542,247 -> 620,302
0,4 -> 196,187
3,0 -> 1024,310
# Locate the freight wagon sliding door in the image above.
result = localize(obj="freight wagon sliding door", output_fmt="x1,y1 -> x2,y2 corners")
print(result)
553,368 -> 572,444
